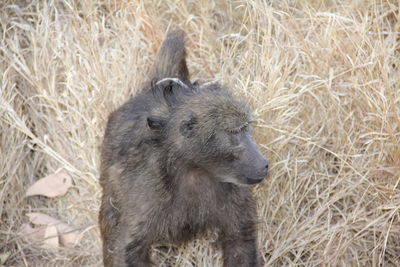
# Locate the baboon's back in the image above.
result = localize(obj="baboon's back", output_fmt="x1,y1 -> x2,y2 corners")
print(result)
100,29 -> 189,172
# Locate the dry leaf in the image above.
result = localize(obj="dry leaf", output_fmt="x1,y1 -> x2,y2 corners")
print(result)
20,223 -> 46,242
20,223 -> 60,248
26,172 -> 72,197
59,231 -> 83,246
26,212 -> 60,225
26,212 -> 82,247
43,225 -> 59,248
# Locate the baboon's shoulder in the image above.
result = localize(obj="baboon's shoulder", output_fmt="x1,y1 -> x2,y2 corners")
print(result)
101,90 -> 167,168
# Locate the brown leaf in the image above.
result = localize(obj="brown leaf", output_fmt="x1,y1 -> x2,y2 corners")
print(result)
26,212 -> 82,247
20,223 -> 46,242
26,172 -> 72,197
43,225 -> 59,248
59,231 -> 83,246
26,212 -> 60,225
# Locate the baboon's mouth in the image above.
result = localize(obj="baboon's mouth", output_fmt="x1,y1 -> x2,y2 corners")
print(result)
245,176 -> 265,185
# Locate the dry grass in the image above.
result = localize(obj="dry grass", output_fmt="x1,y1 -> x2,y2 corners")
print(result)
1,0 -> 399,266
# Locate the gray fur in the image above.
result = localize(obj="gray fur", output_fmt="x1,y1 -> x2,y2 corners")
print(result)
99,29 -> 269,267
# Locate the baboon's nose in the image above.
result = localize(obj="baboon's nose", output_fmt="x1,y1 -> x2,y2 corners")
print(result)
263,162 -> 269,175
259,159 -> 269,177
246,160 -> 269,185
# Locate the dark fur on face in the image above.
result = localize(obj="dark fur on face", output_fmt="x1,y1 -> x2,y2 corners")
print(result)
99,29 -> 269,267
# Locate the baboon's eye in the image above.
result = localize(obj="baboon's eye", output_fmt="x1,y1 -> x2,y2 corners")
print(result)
229,123 -> 249,135
180,116 -> 197,138
147,116 -> 166,131
226,153 -> 236,162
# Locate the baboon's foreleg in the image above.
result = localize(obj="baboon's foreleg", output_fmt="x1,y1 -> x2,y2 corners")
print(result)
124,236 -> 152,267
219,197 -> 262,267
220,232 -> 261,267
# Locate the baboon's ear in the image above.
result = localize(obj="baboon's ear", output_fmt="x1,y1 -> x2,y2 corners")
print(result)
163,81 -> 178,106
147,116 -> 167,131
180,116 -> 197,138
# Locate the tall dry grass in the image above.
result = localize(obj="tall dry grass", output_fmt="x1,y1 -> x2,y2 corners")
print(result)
1,0 -> 399,266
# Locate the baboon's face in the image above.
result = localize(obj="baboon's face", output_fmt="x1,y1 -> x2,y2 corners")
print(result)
167,87 -> 269,186
179,118 -> 269,186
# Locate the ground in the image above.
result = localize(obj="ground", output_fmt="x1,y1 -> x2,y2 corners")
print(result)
1,0 -> 399,266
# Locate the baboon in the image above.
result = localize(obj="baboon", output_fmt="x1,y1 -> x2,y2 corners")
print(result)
99,29 -> 269,267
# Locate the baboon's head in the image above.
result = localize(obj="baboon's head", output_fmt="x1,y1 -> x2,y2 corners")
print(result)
155,83 -> 269,186
147,30 -> 268,185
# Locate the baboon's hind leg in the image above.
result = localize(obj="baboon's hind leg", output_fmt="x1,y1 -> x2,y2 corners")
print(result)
99,193 -> 120,267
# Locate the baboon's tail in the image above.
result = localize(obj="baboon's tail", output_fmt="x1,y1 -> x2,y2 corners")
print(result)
152,29 -> 189,82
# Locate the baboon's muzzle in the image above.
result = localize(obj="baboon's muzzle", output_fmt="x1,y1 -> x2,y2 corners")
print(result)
240,134 -> 269,185
245,159 -> 269,185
